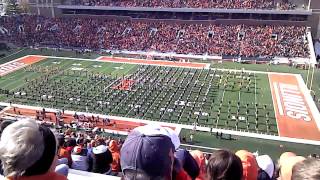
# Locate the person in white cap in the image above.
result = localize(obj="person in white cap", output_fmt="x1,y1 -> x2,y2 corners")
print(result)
256,155 -> 275,180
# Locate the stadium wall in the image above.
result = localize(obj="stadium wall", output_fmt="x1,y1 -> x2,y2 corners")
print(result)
310,0 -> 320,39
61,14 -> 308,26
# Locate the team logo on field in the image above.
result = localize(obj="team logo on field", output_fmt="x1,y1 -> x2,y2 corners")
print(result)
0,61 -> 25,76
274,82 -> 311,122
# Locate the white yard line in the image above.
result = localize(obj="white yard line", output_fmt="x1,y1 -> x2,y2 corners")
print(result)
272,82 -> 284,116
295,74 -> 320,130
268,74 -> 281,136
254,73 -> 257,105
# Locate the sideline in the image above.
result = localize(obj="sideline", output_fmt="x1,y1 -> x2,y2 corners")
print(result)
0,48 -> 26,62
0,102 -> 319,145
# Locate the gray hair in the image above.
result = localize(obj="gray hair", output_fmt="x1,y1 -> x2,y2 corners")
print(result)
292,158 -> 320,180
0,119 -> 45,177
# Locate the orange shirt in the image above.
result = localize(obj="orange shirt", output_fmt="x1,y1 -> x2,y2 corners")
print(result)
59,147 -> 72,166
110,151 -> 121,172
109,140 -> 121,172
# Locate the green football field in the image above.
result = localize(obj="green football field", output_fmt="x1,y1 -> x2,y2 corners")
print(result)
0,49 -> 319,159
0,57 -> 277,135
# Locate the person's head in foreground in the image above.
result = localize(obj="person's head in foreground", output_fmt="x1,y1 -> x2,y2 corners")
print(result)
235,150 -> 258,180
190,150 -> 206,180
256,155 -> 275,180
278,152 -> 306,180
91,144 -> 113,174
291,158 -> 320,180
120,124 -> 179,180
0,119 -> 66,180
206,149 -> 243,180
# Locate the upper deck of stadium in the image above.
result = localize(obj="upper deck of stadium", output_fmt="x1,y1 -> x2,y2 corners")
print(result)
62,0 -> 309,11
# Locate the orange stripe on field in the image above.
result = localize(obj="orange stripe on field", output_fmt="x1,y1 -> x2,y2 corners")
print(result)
98,56 -> 208,68
19,55 -> 46,64
269,74 -> 320,141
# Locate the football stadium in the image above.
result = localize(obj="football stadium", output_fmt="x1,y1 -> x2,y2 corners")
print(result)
0,0 -> 320,180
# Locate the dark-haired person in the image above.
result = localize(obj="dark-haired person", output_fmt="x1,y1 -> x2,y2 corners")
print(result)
292,158 -> 320,180
190,150 -> 206,180
0,120 -> 66,180
175,149 -> 199,179
206,150 -> 243,180
55,134 -> 70,177
57,135 -> 72,167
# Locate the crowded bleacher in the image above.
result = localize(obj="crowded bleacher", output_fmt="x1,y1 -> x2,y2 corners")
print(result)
0,119 -> 319,180
0,15 -> 309,58
68,0 -> 302,10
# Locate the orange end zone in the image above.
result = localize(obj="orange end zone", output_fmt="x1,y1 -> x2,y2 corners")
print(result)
97,56 -> 209,69
19,55 -> 46,65
269,73 -> 320,141
0,55 -> 46,76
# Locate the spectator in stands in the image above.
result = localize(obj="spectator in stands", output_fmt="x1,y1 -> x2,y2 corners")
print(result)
120,125 -> 177,180
70,0 -> 299,10
0,120 -> 67,180
55,134 -> 70,177
190,150 -> 206,180
71,145 -> 90,171
206,149 -> 243,180
292,158 -> 320,180
235,150 -> 258,180
174,149 -> 200,179
90,145 -> 113,175
57,134 -> 72,167
278,152 -> 306,180
256,155 -> 275,180
0,15 -> 309,59
0,120 -> 14,175
109,140 -> 121,173
55,160 -> 69,177
65,135 -> 77,155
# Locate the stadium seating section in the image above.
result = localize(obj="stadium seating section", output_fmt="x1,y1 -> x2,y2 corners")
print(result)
0,15 -> 309,58
68,0 -> 301,10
